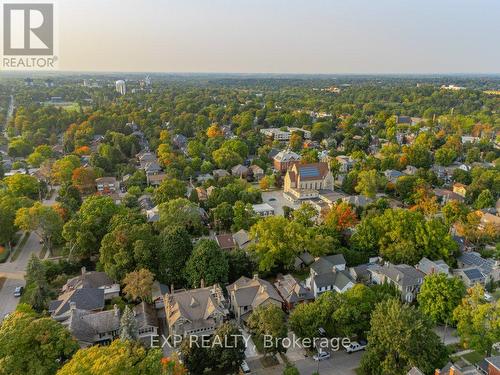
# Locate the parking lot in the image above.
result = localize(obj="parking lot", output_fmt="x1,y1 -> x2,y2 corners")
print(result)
261,190 -> 299,216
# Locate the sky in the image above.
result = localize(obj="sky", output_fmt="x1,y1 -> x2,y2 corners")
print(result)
56,0 -> 500,74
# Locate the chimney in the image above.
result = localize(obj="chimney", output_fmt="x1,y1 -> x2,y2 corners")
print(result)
113,304 -> 119,317
81,266 -> 86,275
70,302 -> 76,311
253,273 -> 259,280
170,284 -> 174,294
449,366 -> 455,375
200,279 -> 205,288
434,369 -> 441,375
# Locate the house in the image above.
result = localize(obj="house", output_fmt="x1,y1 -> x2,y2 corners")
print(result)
232,229 -> 252,249
335,155 -> 355,173
138,194 -> 154,210
407,368 -> 425,375
249,165 -> 265,181
196,173 -> 212,184
151,281 -> 170,309
137,151 -> 157,166
215,233 -> 236,251
369,263 -> 425,303
274,274 -> 314,311
416,257 -> 450,276
61,303 -> 120,347
252,203 -> 275,217
453,268 -> 486,287
62,267 -> 120,300
143,160 -> 163,175
273,150 -> 301,172
95,177 -> 119,194
342,195 -> 373,208
165,285 -> 228,339
453,183 -> 468,198
433,189 -> 465,204
283,162 -> 334,201
195,187 -> 208,201
212,169 -> 230,179
478,212 -> 500,231
485,356 -> 500,375
231,164 -> 249,178
146,173 -> 167,186
172,134 -> 188,150
461,135 -> 481,144
134,301 -> 160,347
457,252 -> 500,283
294,252 -> 315,271
384,169 -> 405,183
49,288 -> 105,322
260,127 -> 311,142
403,165 -> 418,175
227,275 -> 284,322
305,254 -> 355,297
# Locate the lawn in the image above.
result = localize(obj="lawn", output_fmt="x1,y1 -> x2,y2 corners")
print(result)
10,232 -> 29,262
461,350 -> 485,365
0,277 -> 6,291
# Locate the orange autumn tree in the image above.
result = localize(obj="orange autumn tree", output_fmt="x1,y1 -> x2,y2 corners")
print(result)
206,123 -> 223,138
74,145 -> 90,156
72,167 -> 97,195
322,202 -> 358,231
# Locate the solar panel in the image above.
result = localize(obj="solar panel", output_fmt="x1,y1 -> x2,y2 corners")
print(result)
463,268 -> 483,280
299,166 -> 320,177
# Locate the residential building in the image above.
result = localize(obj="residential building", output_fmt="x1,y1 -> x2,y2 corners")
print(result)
260,127 -> 311,142
252,203 -> 275,216
95,177 -> 119,194
165,285 -> 228,339
249,164 -> 265,180
62,267 -> 120,301
195,187 -> 208,201
453,268 -> 486,287
485,356 -> 500,375
227,275 -> 284,322
134,302 -> 160,347
273,150 -> 301,172
342,195 -> 373,208
274,274 -> 314,311
305,254 -> 355,297
457,252 -> 500,283
146,173 -> 167,186
49,288 -> 105,322
232,229 -> 252,249
215,233 -> 236,251
453,183 -> 468,198
283,162 -> 334,201
212,169 -> 230,179
231,164 -> 249,178
369,263 -> 425,303
115,80 -> 126,95
335,155 -> 355,173
433,189 -> 465,204
384,169 -> 405,183
416,258 -> 450,276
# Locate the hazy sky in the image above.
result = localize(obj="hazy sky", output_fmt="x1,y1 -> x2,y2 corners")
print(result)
57,0 -> 500,74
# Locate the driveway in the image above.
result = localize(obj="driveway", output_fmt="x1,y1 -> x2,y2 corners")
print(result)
0,278 -> 25,322
261,190 -> 299,216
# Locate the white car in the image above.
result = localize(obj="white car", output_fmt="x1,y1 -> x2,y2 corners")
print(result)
313,351 -> 330,361
484,292 -> 493,302
240,360 -> 250,373
343,340 -> 367,353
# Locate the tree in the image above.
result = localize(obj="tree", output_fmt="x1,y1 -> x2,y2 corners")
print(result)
434,147 -> 457,166
157,226 -> 193,286
62,195 -> 121,259
120,305 -> 139,341
212,147 -> 243,169
247,304 -> 288,355
360,299 -> 447,375
15,203 -> 64,254
0,194 -> 32,248
475,189 -> 495,209
442,200 -> 469,227
51,155 -> 81,184
153,179 -> 187,205
123,269 -> 155,302
417,273 -> 466,324
212,201 -> 234,231
185,239 -> 229,288
289,292 -> 337,339
157,198 -> 203,235
0,308 -> 78,375
322,202 -> 358,231
56,182 -> 82,212
71,167 -> 97,194
231,201 -> 256,231
180,338 -> 212,375
210,322 -> 245,372
355,169 -> 383,198
99,221 -> 158,281
22,254 -> 50,312
453,284 -> 500,355
57,339 -> 169,375
227,249 -> 255,283
283,364 -> 300,375
292,203 -> 317,227
4,174 -> 40,199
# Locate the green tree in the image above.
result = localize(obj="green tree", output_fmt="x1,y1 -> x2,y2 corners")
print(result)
0,308 -> 78,375
15,203 -> 64,254
120,305 -> 139,341
210,322 -> 245,372
4,174 -> 40,199
212,147 -> 243,169
289,292 -> 336,339
212,201 -> 234,231
355,169 -> 383,198
283,364 -> 300,375
157,226 -> 193,286
453,284 -> 500,356
360,299 -> 447,375
227,249 -> 256,283
248,304 -> 288,356
157,198 -> 203,235
185,239 -> 229,287
475,189 -> 495,209
62,195 -> 121,259
434,147 -> 457,166
417,273 -> 466,324
22,254 -> 50,312
56,182 -> 82,212
231,201 -> 256,231
153,178 -> 187,205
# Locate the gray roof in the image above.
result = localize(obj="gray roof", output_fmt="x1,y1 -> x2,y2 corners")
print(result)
49,288 -> 105,317
370,264 -> 425,287
459,252 -> 495,275
227,276 -> 284,309
462,268 -> 485,281
64,271 -> 115,291
407,367 -> 425,375
416,257 -> 449,275
65,307 -> 120,344
313,269 -> 353,290
134,302 -> 158,329
274,274 -> 314,304
486,356 -> 500,370
233,229 -> 251,248
310,254 -> 346,275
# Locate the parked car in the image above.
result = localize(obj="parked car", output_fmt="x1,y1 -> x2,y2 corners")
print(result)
240,360 -> 251,373
484,292 -> 493,302
343,340 -> 367,353
313,350 -> 330,361
13,286 -> 24,297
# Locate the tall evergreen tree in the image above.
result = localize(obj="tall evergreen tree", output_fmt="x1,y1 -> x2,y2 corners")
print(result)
120,305 -> 138,341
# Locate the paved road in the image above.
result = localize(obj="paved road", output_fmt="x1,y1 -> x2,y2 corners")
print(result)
251,350 -> 363,375
0,188 -> 59,321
